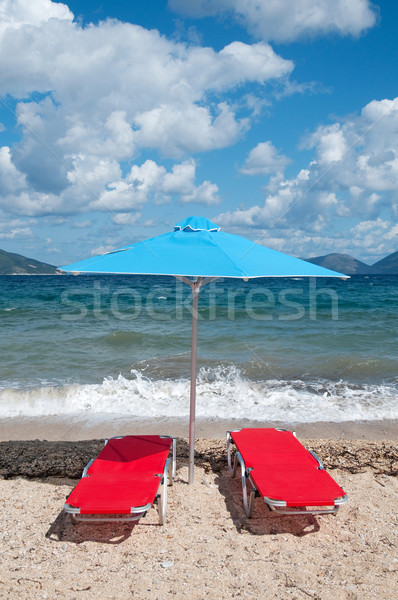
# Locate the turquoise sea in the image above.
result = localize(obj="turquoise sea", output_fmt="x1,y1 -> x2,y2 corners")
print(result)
0,274 -> 397,423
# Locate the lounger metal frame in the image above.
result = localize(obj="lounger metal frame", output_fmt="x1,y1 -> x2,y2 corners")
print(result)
227,429 -> 348,517
64,435 -> 176,525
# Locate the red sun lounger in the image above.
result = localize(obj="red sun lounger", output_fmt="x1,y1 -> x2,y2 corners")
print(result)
227,428 -> 348,517
64,435 -> 176,525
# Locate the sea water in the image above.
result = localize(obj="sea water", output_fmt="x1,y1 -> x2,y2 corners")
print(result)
0,274 -> 397,423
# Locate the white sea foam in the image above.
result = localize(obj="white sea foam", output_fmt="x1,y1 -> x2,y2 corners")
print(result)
0,366 -> 397,422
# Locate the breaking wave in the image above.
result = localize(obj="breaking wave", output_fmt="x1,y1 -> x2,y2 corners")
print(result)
0,365 -> 397,423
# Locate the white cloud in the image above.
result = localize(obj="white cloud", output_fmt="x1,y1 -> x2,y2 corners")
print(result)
0,226 -> 32,239
0,148 -> 65,215
90,245 -> 115,257
162,161 -> 197,195
134,102 -> 247,156
169,0 -> 377,42
385,224 -> 398,240
347,219 -> 397,260
0,0 -> 72,37
240,141 -> 291,175
0,144 -> 220,216
60,111 -> 136,161
72,220 -> 92,229
180,180 -> 220,205
217,96 -> 398,255
161,160 -> 220,204
0,1 -> 292,217
213,218 -> 397,264
44,216 -> 68,225
66,155 -> 122,199
111,213 -> 142,226
91,158 -> 220,213
305,124 -> 348,166
304,97 -> 398,195
0,146 -> 27,195
0,215 -> 34,239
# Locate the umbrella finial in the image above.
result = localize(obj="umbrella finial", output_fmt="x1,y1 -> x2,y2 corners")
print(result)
174,216 -> 220,232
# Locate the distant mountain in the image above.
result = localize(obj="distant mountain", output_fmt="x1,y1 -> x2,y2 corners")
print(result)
0,248 -> 60,275
304,253 -> 374,275
371,250 -> 398,274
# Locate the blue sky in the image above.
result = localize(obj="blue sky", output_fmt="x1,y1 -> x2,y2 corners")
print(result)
0,0 -> 397,265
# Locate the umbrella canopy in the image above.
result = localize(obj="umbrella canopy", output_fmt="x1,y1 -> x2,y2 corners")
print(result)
62,216 -> 346,279
61,216 -> 347,483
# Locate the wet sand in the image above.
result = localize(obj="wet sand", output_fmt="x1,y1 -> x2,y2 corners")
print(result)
0,415 -> 397,442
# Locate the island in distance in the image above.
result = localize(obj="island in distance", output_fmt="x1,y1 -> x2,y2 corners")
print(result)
306,251 -> 398,275
0,248 -> 60,275
0,247 -> 397,276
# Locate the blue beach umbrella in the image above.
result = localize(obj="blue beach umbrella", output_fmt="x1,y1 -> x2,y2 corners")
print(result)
61,216 -> 347,483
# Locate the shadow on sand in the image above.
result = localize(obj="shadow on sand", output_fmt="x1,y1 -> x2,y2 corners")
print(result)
45,507 -> 165,545
215,468 -> 321,537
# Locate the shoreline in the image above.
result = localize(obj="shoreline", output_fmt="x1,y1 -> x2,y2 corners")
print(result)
0,415 -> 397,442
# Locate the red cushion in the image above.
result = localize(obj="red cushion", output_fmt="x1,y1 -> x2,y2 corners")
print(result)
231,428 -> 317,469
88,435 -> 172,476
67,474 -> 161,514
67,435 -> 171,515
250,466 -> 345,507
232,428 -> 346,507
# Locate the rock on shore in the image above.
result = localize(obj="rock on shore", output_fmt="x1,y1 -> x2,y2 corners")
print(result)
0,438 -> 397,479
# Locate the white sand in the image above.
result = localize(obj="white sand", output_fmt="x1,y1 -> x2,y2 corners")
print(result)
0,459 -> 397,599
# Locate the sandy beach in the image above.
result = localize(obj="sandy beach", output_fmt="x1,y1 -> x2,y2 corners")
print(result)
0,420 -> 397,600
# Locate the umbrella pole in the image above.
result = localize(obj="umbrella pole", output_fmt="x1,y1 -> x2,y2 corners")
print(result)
188,282 -> 200,484
176,276 -> 217,485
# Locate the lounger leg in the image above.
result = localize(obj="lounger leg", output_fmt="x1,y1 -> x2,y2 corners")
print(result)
232,454 -> 238,478
241,467 -> 250,517
172,438 -> 176,481
157,479 -> 167,526
158,456 -> 172,525
241,475 -> 257,518
227,432 -> 232,471
234,452 -> 255,518
248,488 -> 256,519
168,458 -> 174,487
